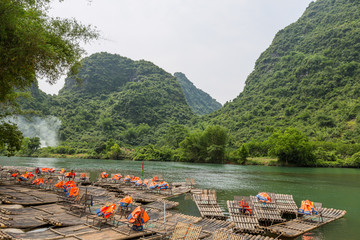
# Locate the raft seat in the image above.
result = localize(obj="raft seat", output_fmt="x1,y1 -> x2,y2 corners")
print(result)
69,191 -> 93,217
87,204 -> 120,229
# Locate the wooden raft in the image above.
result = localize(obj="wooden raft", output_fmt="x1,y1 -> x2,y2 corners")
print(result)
2,223 -> 155,240
0,203 -> 68,229
193,190 -> 226,220
145,200 -> 179,211
250,195 -> 284,224
0,185 -> 59,206
265,207 -> 347,238
208,229 -> 276,240
227,198 -> 261,234
274,194 -> 298,215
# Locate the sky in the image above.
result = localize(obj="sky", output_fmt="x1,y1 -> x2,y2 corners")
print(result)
39,0 -> 314,104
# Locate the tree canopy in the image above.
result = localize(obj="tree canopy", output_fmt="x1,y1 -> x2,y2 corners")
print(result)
0,0 -> 98,155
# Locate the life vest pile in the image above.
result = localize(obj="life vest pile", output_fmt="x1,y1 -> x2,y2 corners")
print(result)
239,199 -> 252,214
11,172 -> 19,177
65,171 -> 75,178
18,172 -> 33,181
143,179 -> 149,187
54,180 -> 65,189
32,178 -> 44,185
298,200 -> 317,215
59,168 -> 65,174
101,172 -> 109,179
124,175 -> 131,182
158,181 -> 169,190
112,174 -> 122,180
96,204 -> 116,219
67,186 -> 80,198
63,180 -> 77,192
152,176 -> 159,182
119,196 -> 133,207
131,176 -> 140,183
135,179 -> 143,186
128,206 -> 150,231
256,192 -> 271,203
148,181 -> 158,190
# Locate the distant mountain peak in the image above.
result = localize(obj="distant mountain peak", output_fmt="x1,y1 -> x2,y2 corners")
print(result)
174,72 -> 222,115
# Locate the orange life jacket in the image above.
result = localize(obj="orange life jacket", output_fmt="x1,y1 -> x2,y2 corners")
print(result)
11,173 -> 19,177
152,176 -> 158,182
112,174 -> 122,180
32,178 -> 40,185
98,204 -> 116,219
128,206 -> 150,226
59,169 -> 65,174
101,172 -> 108,178
69,186 -> 80,197
119,196 -> 133,206
41,168 -> 49,172
49,168 -> 55,173
80,173 -> 87,179
131,176 -> 140,183
54,180 -> 65,188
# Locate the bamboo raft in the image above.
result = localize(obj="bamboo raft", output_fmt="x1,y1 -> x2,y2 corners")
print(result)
227,198 -> 262,234
193,190 -> 226,220
265,207 -> 347,238
250,195 -> 285,224
274,194 -> 298,215
0,167 -> 347,239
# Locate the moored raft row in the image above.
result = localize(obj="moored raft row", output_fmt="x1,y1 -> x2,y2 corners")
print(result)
193,190 -> 226,220
250,195 -> 285,223
227,199 -> 261,234
0,166 -> 347,239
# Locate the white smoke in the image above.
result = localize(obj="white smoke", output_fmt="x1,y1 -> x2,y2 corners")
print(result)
6,116 -> 61,147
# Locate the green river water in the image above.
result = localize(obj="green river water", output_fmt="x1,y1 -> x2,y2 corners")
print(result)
0,156 -> 359,240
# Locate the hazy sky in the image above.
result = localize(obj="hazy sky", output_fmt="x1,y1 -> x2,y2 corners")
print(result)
39,0 -> 314,104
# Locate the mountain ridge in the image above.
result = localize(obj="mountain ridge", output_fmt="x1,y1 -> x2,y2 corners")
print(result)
174,72 -> 222,115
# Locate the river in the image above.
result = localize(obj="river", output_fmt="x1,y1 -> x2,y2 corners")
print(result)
0,156 -> 359,240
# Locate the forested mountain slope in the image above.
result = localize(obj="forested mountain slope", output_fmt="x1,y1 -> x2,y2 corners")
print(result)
206,0 -> 360,144
174,72 -> 222,115
21,52 -> 194,149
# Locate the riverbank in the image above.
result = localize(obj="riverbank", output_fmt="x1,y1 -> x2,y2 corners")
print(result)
10,152 -> 360,168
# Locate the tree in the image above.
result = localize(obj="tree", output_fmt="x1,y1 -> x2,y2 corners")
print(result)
0,0 -> 98,156
109,143 -> 122,160
0,122 -> 23,156
164,124 -> 189,149
237,145 -> 249,164
29,137 -> 41,153
268,127 -> 315,166
179,125 -> 228,163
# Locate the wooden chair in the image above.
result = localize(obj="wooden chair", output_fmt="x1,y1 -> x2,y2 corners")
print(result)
69,189 -> 93,217
77,173 -> 90,184
87,203 -> 120,229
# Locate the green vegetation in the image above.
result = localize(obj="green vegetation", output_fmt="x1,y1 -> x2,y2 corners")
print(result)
174,72 -> 222,115
0,0 -> 97,155
3,0 -> 360,168
206,0 -> 360,144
